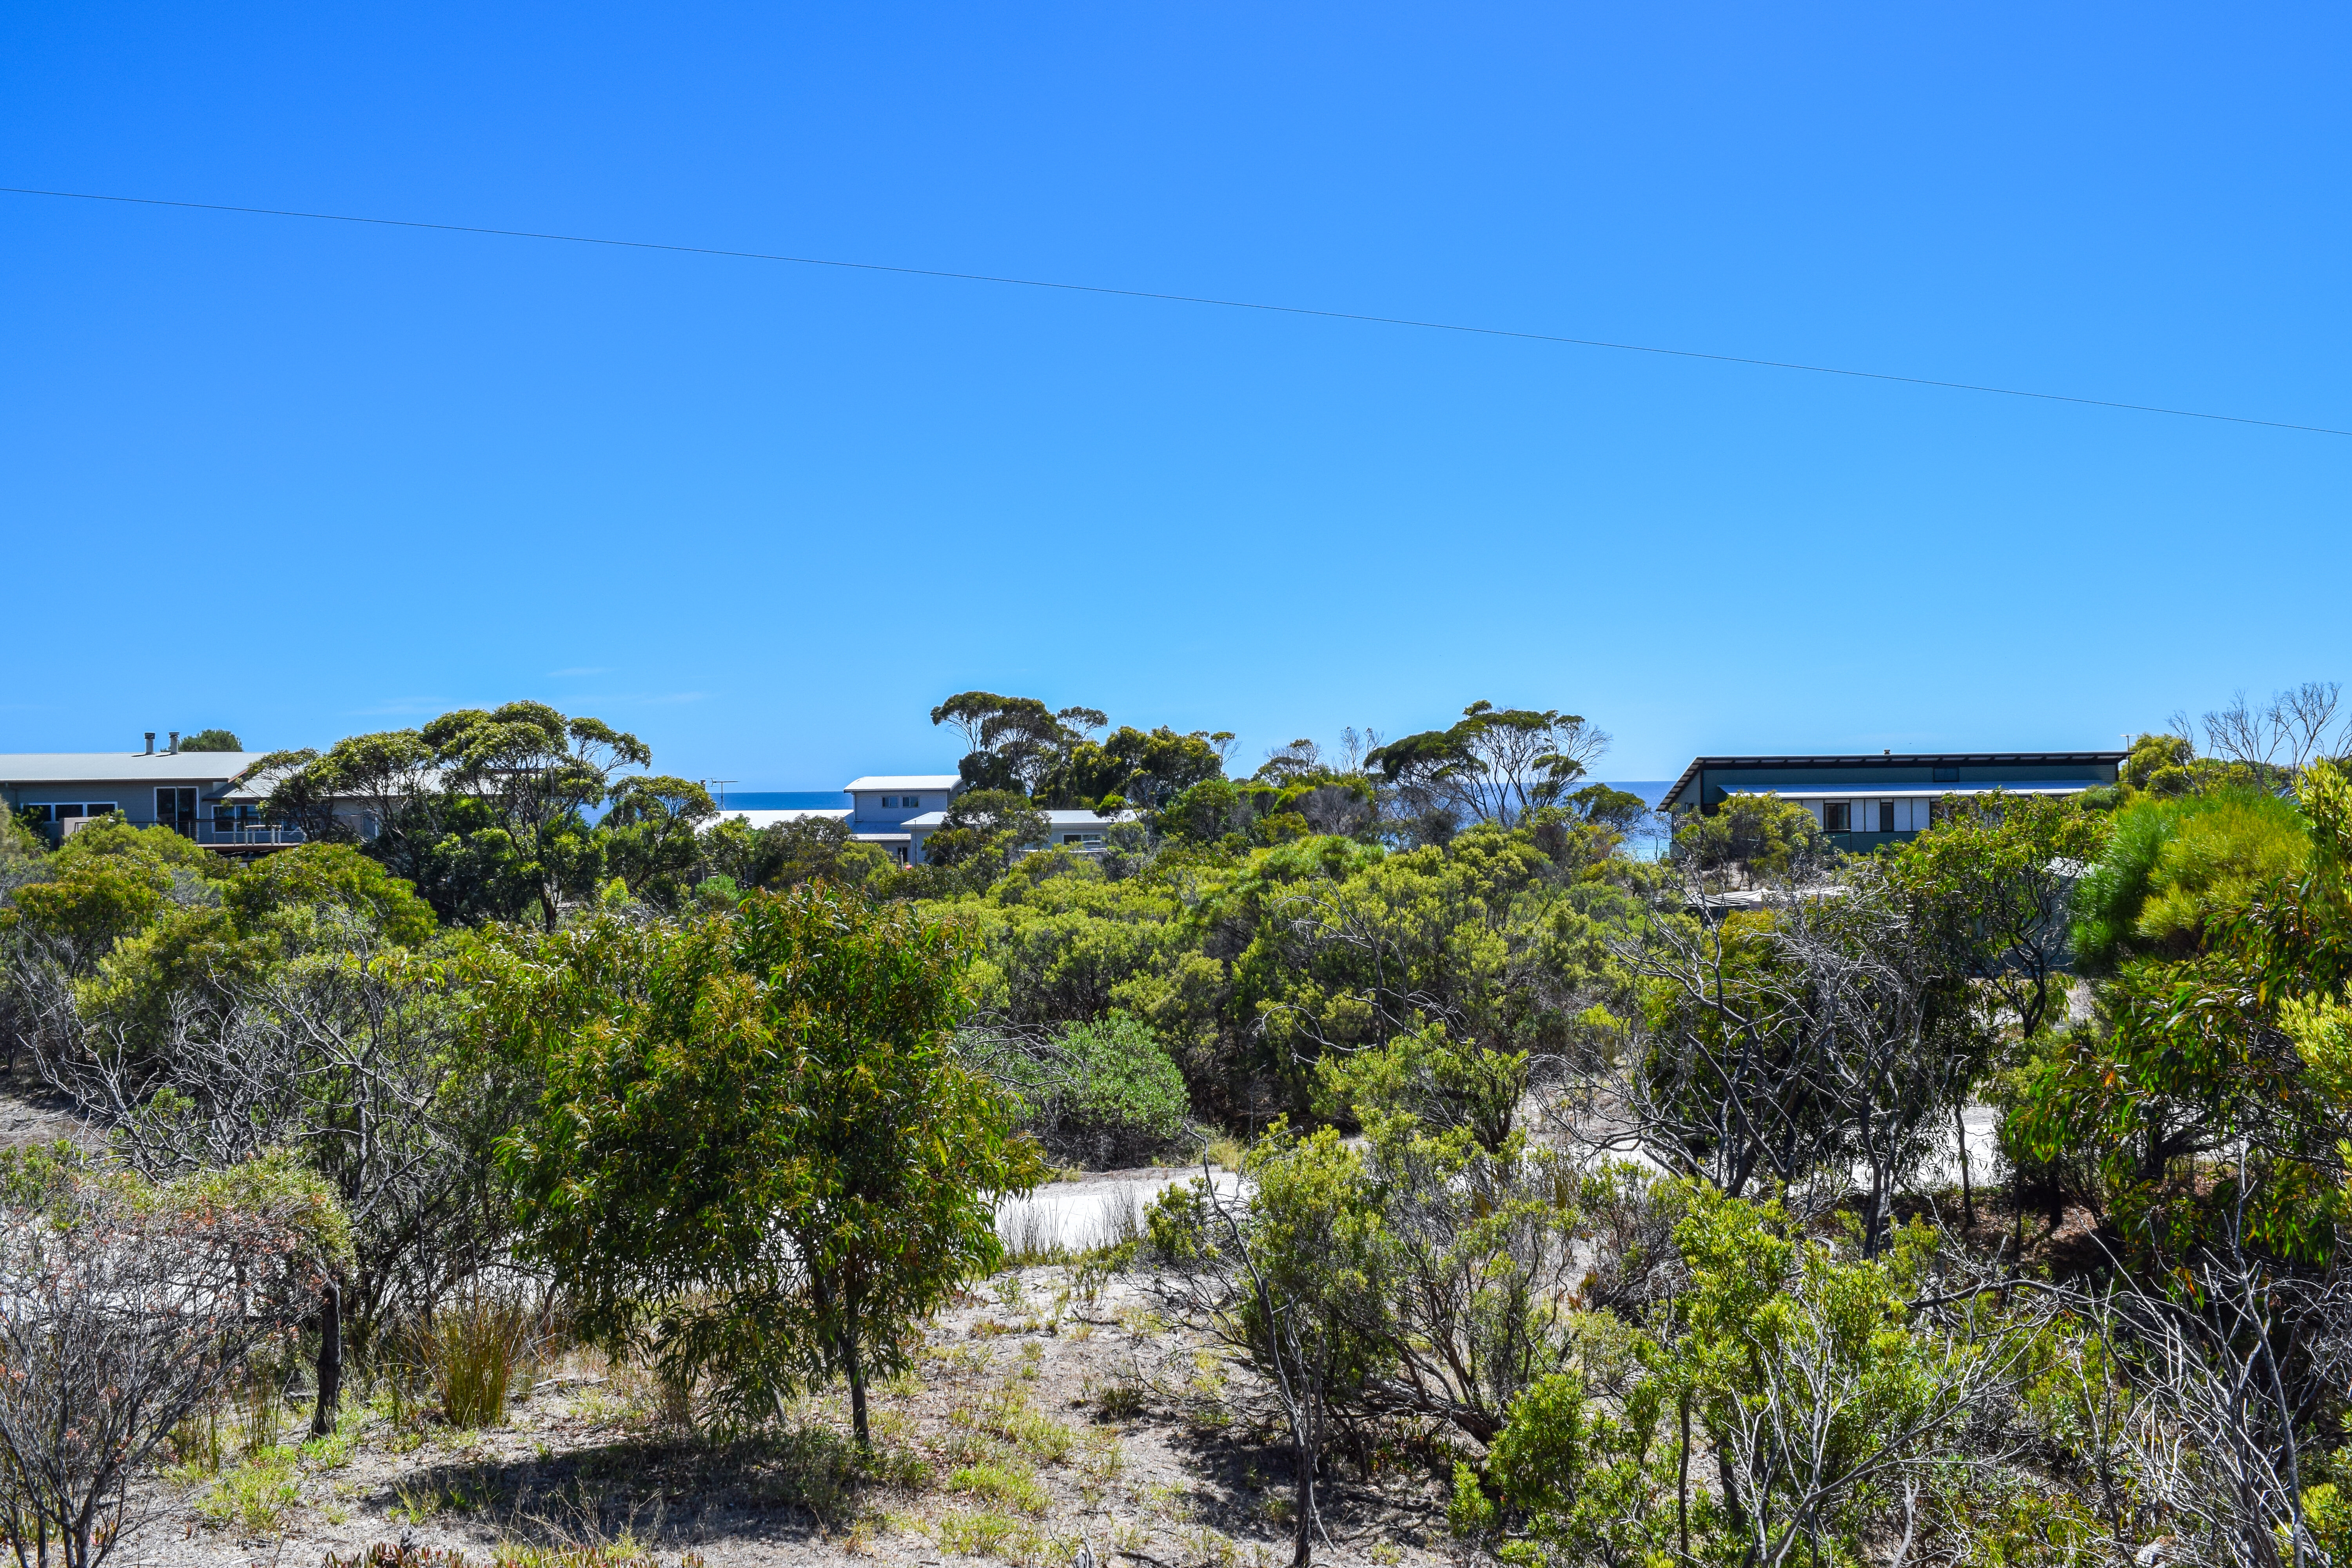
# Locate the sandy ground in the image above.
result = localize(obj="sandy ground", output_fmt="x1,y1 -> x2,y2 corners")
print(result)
111,1261 -> 1462,1568
5,1063 -> 2010,1568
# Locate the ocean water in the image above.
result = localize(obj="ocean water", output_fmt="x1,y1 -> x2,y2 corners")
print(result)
712,790 -> 853,811
716,783 -> 1676,811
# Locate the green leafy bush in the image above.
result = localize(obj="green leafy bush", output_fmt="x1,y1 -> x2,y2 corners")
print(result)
1007,1014 -> 1189,1165
2070,785 -> 2308,971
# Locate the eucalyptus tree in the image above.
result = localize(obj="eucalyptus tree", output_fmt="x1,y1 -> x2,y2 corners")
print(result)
258,701 -> 650,926
1367,701 -> 1610,842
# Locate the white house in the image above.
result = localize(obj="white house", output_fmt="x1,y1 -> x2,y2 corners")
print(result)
899,806 -> 1134,863
710,773 -> 1132,866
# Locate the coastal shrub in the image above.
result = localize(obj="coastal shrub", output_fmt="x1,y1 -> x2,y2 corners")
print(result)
2070,785 -> 2308,971
0,1147 -> 348,1568
1007,1014 -> 1189,1165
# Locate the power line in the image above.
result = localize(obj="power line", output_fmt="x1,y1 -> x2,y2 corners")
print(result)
6,181 -> 2348,440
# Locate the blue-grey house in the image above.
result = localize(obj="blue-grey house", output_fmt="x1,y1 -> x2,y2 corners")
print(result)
1658,750 -> 2127,851
0,735 -> 301,852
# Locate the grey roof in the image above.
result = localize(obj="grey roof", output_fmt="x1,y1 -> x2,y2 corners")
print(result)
900,808 -> 1135,831
1720,781 -> 2102,798
843,775 -> 962,793
0,751 -> 277,787
708,808 -> 853,831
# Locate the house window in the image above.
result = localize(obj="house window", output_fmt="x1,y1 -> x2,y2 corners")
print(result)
33,803 -> 116,822
903,795 -> 920,808
1878,800 -> 1896,833
1822,802 -> 1851,832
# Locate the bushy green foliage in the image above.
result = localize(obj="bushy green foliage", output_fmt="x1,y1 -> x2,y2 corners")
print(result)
2011,760 -> 2351,1267
1887,791 -> 2108,1040
1670,791 -> 1826,882
1460,1182 -> 2040,1568
697,814 -> 888,897
2069,784 -> 2308,973
939,819 -> 1635,1129
921,790 -> 1049,878
1002,1013 -> 1189,1164
0,819 -> 229,977
220,842 -> 437,948
482,886 -> 1045,1439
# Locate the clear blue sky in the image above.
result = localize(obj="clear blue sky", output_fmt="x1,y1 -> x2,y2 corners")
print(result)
5,6 -> 2347,785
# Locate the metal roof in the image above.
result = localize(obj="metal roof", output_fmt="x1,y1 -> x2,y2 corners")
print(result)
707,808 -> 853,831
0,751 -> 276,787
1721,782 -> 2098,799
842,775 -> 962,793
1658,751 -> 2129,811
901,808 -> 1136,829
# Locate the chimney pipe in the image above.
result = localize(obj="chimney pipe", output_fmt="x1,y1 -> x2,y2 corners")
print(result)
168,731 -> 179,754
144,732 -> 155,755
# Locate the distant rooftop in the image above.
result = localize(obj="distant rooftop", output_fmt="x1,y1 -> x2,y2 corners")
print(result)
709,808 -> 853,831
902,808 -> 1136,829
842,775 -> 961,793
0,751 -> 275,785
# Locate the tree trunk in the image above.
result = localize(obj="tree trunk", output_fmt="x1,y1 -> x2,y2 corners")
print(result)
1955,1100 -> 1975,1229
311,1281 -> 342,1439
1717,1445 -> 1745,1537
843,1314 -> 869,1446
1678,1390 -> 1692,1562
1293,1437 -> 1315,1568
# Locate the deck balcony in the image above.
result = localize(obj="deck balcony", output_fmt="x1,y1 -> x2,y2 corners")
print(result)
41,811 -> 307,851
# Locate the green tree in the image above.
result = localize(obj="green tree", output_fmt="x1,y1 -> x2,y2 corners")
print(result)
1368,701 -> 1610,840
697,813 -> 888,894
1043,724 -> 1229,810
485,887 -> 1044,1441
930,692 -> 1091,795
1670,793 -> 1827,886
261,702 -> 650,927
175,728 -> 242,752
599,775 -> 718,910
2009,761 -> 2351,1269
1889,792 -> 2109,1042
920,789 -> 1049,882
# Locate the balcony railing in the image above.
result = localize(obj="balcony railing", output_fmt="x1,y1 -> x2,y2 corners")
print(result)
46,814 -> 306,848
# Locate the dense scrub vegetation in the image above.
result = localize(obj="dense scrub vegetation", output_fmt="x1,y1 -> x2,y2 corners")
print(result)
6,681 -> 2352,1567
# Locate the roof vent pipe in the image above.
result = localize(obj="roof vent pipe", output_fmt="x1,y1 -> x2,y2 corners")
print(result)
168,731 -> 179,754
144,732 -> 155,755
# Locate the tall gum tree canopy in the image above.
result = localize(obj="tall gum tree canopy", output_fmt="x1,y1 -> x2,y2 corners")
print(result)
1368,701 -> 1610,835
255,701 -> 650,928
930,690 -> 1230,809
